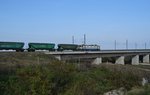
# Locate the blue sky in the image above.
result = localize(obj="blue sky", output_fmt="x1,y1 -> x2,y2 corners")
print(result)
0,0 -> 150,49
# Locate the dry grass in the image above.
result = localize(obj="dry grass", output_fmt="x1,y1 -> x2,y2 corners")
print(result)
95,64 -> 150,82
0,52 -> 56,64
0,52 -> 58,74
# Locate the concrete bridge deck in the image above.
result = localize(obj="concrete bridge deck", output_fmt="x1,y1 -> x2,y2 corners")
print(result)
45,49 -> 150,65
46,49 -> 150,54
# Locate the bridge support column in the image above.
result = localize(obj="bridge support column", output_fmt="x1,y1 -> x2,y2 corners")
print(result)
132,55 -> 139,65
115,56 -> 125,65
143,54 -> 149,63
55,55 -> 61,60
92,57 -> 102,65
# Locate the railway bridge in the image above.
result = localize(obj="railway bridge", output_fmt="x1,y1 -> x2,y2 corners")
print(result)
45,49 -> 150,65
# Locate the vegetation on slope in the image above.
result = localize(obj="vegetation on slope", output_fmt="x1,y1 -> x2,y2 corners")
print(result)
0,52 -> 150,95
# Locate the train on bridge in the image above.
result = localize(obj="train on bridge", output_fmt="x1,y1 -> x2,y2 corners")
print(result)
0,41 -> 100,52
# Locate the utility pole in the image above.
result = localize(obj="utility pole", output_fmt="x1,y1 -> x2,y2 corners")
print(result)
135,43 -> 137,49
145,43 -> 147,49
126,40 -> 128,49
84,34 -> 86,45
72,36 -> 74,44
115,40 -> 116,50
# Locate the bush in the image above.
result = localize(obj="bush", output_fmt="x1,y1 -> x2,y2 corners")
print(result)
1,62 -> 76,95
0,62 -> 143,95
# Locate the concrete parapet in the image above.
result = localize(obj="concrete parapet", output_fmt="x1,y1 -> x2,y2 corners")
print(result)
115,56 -> 125,65
92,57 -> 102,65
132,55 -> 139,65
143,54 -> 149,63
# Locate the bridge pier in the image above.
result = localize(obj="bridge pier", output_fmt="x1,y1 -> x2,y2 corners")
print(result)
92,57 -> 102,65
132,55 -> 139,65
143,54 -> 150,63
143,54 -> 149,63
55,55 -> 61,60
115,56 -> 125,65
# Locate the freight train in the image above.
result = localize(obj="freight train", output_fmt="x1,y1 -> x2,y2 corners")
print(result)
0,41 -> 100,52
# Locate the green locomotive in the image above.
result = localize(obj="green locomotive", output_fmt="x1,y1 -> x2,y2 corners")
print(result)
0,42 -> 24,52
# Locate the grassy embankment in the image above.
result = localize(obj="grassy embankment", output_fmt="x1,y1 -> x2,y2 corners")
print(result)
0,52 -> 150,95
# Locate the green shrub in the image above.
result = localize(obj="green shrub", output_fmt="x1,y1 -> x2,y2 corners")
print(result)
2,62 -> 76,95
0,63 -> 143,95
